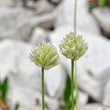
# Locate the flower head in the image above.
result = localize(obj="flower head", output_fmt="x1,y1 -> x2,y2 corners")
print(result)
29,41 -> 59,70
59,32 -> 88,60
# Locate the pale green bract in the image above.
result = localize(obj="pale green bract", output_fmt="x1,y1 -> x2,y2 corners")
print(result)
29,42 -> 59,70
59,32 -> 88,60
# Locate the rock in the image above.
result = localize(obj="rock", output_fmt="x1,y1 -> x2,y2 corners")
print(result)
79,104 -> 110,110
45,65 -> 66,97
47,0 -> 62,6
103,78 -> 110,106
78,91 -> 88,106
35,91 -> 60,110
92,7 -> 110,33
49,26 -> 110,102
20,105 -> 42,110
0,7 -> 56,41
0,39 -> 42,107
29,27 -> 48,45
32,11 -> 56,29
0,39 -> 40,81
79,32 -> 110,87
0,7 -> 35,41
14,0 -> 62,8
8,88 -> 46,110
11,90 -> 60,110
77,69 -> 102,102
8,86 -> 37,108
55,0 -> 100,34
0,0 -> 14,6
33,0 -> 55,15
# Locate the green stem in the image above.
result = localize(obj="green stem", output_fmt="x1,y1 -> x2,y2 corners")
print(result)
71,59 -> 74,110
74,0 -> 78,109
42,67 -> 45,110
75,62 -> 78,110
74,0 -> 77,35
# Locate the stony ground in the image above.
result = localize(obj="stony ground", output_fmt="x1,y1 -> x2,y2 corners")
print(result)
0,0 -> 110,110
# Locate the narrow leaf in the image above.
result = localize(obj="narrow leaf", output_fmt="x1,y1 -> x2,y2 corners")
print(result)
0,80 -> 2,90
14,103 -> 20,110
2,77 -> 8,100
63,74 -> 71,104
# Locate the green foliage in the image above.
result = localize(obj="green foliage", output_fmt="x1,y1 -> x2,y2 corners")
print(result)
0,80 -> 2,90
0,77 -> 9,100
0,77 -> 20,110
63,74 -> 71,105
0,77 -> 9,110
62,74 -> 71,109
97,0 -> 106,6
14,103 -> 20,110
1,78 -> 8,100
89,5 -> 97,10
61,74 -> 77,110
89,0 -> 110,10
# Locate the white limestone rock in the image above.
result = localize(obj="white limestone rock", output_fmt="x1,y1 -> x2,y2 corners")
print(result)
35,91 -> 60,110
0,7 -> 35,41
0,7 -> 56,41
103,78 -> 110,106
8,86 -> 37,108
0,39 -> 40,83
29,27 -> 48,45
92,7 -> 110,33
34,0 -> 55,14
55,0 -> 100,34
0,0 -> 14,6
0,39 -> 41,96
45,65 -> 66,97
0,39 -> 44,109
32,11 -> 56,29
78,91 -> 88,106
19,105 -> 42,110
79,104 -> 110,110
9,88 -> 59,110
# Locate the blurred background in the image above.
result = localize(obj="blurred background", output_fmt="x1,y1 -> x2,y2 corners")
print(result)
0,0 -> 110,110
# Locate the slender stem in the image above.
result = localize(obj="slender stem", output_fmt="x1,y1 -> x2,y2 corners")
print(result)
75,62 -> 78,110
42,67 -> 45,110
71,59 -> 74,110
74,0 -> 77,35
74,0 -> 78,109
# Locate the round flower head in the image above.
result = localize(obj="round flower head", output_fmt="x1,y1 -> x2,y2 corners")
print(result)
59,32 -> 88,60
29,41 -> 59,70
